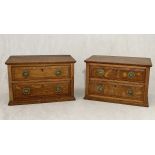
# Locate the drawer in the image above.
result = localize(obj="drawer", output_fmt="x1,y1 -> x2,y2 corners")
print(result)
88,80 -> 144,101
12,81 -> 71,100
11,65 -> 70,81
90,65 -> 146,83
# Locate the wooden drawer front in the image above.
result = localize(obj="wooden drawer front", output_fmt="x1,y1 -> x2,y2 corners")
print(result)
43,81 -> 71,97
90,65 -> 145,83
12,81 -> 71,100
89,80 -> 144,101
12,65 -> 70,81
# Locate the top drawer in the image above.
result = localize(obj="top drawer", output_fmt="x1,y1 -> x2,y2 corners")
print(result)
11,65 -> 71,81
89,64 -> 146,83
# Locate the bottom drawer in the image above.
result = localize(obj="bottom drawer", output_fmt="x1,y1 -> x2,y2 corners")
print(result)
12,81 -> 71,101
88,80 -> 145,102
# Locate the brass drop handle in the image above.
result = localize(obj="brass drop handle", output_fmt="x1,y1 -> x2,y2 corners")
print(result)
97,84 -> 104,92
55,69 -> 62,76
128,71 -> 135,79
55,85 -> 62,93
22,70 -> 29,78
127,89 -> 134,96
96,69 -> 105,77
23,87 -> 31,95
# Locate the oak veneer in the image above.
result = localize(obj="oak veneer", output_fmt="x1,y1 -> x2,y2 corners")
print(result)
6,55 -> 76,105
84,55 -> 152,107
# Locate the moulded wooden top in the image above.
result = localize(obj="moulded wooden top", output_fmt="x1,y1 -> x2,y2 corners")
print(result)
5,55 -> 76,65
85,55 -> 152,67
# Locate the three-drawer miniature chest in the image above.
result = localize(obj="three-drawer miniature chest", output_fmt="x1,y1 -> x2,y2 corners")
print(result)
6,55 -> 76,105
84,55 -> 152,107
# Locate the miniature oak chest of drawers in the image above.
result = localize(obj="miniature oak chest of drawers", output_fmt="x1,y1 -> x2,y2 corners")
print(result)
84,55 -> 152,107
5,55 -> 76,105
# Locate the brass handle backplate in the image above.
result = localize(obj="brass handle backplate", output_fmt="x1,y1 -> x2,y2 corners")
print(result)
22,70 -> 29,78
96,84 -> 104,92
55,85 -> 62,93
55,69 -> 62,77
127,89 -> 134,96
23,87 -> 31,95
128,71 -> 135,79
96,69 -> 105,77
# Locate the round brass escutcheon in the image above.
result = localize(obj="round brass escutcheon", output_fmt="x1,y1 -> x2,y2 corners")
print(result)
23,87 -> 31,95
127,89 -> 134,96
55,69 -> 62,77
97,84 -> 104,92
128,71 -> 135,79
96,69 -> 105,77
55,85 -> 62,93
22,70 -> 29,78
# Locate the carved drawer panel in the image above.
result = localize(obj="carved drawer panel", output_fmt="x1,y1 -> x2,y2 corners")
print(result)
12,81 -> 71,101
90,65 -> 145,83
11,65 -> 70,81
89,80 -> 144,101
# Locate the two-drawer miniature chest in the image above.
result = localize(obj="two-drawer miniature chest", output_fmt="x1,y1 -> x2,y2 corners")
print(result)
84,55 -> 152,107
5,55 -> 76,105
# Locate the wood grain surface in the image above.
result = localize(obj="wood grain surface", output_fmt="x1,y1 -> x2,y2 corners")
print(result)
6,55 -> 76,105
84,55 -> 152,107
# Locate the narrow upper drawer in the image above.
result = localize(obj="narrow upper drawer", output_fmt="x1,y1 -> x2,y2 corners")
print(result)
89,64 -> 146,83
11,65 -> 71,81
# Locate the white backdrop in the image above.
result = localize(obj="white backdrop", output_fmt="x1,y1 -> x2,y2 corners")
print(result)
0,34 -> 155,119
